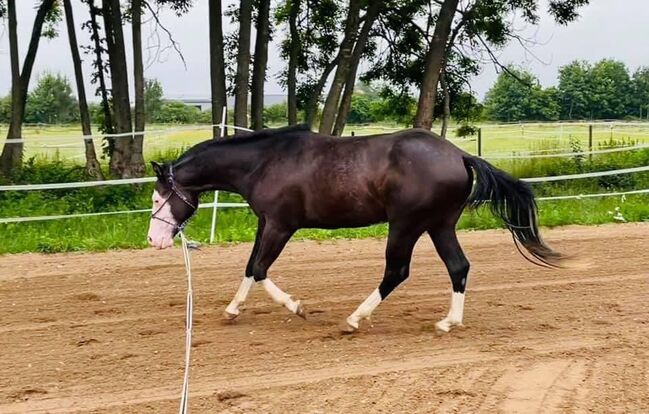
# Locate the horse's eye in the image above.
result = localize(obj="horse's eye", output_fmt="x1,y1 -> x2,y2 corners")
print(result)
154,200 -> 160,204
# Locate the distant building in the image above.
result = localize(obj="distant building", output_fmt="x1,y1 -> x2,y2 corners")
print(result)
174,95 -> 288,112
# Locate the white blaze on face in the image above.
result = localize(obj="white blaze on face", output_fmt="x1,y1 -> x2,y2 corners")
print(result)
147,190 -> 176,249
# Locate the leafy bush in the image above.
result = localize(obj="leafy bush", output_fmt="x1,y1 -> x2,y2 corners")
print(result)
0,95 -> 10,124
263,102 -> 288,124
153,101 -> 202,123
25,73 -> 79,124
347,95 -> 377,124
456,124 -> 479,137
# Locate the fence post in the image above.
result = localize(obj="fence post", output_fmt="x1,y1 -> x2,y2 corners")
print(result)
209,106 -> 227,244
588,124 -> 593,162
477,128 -> 482,157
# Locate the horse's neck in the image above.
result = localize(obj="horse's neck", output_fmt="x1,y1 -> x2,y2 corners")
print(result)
176,142 -> 260,196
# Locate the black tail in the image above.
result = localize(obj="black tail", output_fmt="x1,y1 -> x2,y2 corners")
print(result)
463,156 -> 563,268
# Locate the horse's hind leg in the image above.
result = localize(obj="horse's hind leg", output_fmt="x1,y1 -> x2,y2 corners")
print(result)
343,222 -> 420,332
429,226 -> 470,333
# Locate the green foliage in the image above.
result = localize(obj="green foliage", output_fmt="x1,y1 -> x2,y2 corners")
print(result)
263,102 -> 288,124
558,60 -> 591,119
153,101 -> 201,123
42,1 -> 62,39
484,68 -> 559,122
632,67 -> 649,118
456,124 -> 479,137
144,78 -> 164,122
558,59 -> 634,120
452,92 -> 484,123
0,94 -> 10,124
25,73 -> 78,124
347,95 -> 377,124
590,60 -> 632,119
369,88 -> 417,125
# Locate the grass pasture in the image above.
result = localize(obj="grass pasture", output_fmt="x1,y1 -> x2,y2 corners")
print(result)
0,121 -> 648,254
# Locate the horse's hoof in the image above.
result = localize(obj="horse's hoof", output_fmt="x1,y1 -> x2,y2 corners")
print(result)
223,310 -> 239,320
435,321 -> 451,334
340,319 -> 358,334
295,301 -> 307,319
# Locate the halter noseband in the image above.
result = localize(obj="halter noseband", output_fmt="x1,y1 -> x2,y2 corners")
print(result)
151,164 -> 197,233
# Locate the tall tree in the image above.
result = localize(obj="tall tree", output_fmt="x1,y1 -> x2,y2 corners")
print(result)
332,0 -> 382,136
103,0 -> 134,177
63,0 -> 103,180
251,0 -> 272,130
281,0 -> 340,128
590,59 -> 632,119
557,60 -> 591,119
412,0 -> 459,130
85,0 -> 115,139
632,67 -> 649,119
318,0 -> 361,135
209,0 -> 228,137
439,71 -> 450,138
131,0 -> 145,177
285,0 -> 301,125
234,0 -> 253,133
484,68 -> 559,122
0,0 -> 57,176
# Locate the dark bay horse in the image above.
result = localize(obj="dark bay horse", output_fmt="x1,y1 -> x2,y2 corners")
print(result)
147,125 -> 563,333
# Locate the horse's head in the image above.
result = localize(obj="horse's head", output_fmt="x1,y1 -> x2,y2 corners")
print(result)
147,161 -> 198,249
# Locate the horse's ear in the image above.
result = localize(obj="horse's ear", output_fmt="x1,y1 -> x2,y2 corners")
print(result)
151,161 -> 164,178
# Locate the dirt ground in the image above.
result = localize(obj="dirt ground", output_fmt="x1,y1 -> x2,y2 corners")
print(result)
0,223 -> 647,413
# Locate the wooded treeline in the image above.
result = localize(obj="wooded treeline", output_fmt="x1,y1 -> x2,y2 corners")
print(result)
0,0 -> 590,179
484,61 -> 649,122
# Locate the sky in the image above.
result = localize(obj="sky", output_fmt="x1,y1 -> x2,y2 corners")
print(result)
1,1 -> 648,102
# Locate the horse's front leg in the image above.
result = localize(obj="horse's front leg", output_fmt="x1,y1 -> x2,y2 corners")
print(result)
224,220 -> 264,320
227,220 -> 305,319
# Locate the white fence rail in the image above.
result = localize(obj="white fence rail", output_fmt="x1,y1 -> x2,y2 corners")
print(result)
2,120 -> 649,242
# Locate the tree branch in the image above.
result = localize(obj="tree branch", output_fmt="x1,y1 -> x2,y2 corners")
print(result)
142,0 -> 186,69
475,32 -> 532,87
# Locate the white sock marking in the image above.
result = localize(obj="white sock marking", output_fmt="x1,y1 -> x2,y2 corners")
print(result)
261,279 -> 300,314
436,291 -> 465,332
224,277 -> 254,316
346,288 -> 382,329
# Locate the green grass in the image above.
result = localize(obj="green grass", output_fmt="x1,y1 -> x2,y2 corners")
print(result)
0,121 -> 648,254
1,194 -> 646,255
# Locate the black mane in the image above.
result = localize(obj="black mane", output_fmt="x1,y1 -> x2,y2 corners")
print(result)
229,124 -> 311,143
174,124 -> 312,166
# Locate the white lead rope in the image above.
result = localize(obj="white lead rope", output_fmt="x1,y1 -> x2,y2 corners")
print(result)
178,232 -> 194,414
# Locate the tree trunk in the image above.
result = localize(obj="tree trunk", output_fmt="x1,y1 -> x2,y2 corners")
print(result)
234,0 -> 253,133
63,0 -> 104,180
209,0 -> 227,138
440,71 -> 450,139
413,0 -> 459,130
251,0 -> 271,130
0,0 -> 22,177
304,55 -> 339,128
318,0 -> 361,135
88,1 -> 114,138
104,0 -> 134,178
0,0 -> 56,176
287,0 -> 301,125
131,0 -> 145,177
332,1 -> 381,136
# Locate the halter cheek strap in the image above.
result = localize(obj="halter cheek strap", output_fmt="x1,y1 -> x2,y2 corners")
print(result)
151,164 -> 197,233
